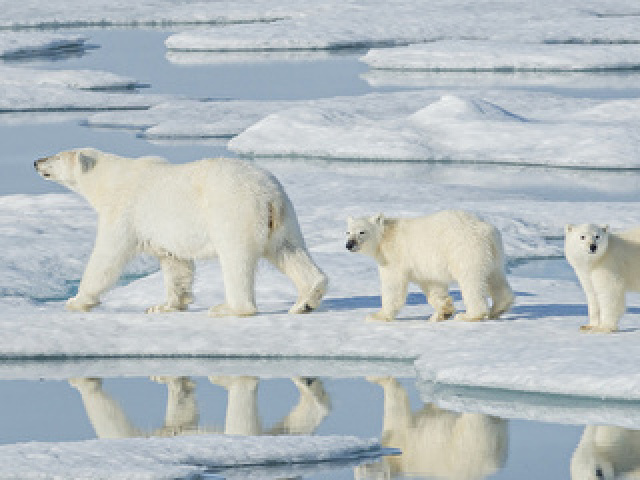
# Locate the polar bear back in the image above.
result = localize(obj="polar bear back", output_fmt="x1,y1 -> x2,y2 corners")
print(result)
599,228 -> 640,291
83,156 -> 292,260
380,210 -> 503,283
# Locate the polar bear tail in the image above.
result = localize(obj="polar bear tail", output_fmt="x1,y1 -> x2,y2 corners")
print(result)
267,199 -> 286,238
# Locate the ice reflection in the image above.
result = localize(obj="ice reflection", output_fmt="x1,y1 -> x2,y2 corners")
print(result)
357,377 -> 508,480
571,425 -> 640,480
70,375 -> 330,439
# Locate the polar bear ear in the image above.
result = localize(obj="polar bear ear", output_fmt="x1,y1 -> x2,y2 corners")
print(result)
76,151 -> 97,173
601,224 -> 609,233
565,224 -> 574,233
371,213 -> 384,226
347,216 -> 354,224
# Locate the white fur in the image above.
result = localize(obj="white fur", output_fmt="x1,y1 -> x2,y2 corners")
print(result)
565,223 -> 640,333
571,425 -> 640,480
209,376 -> 330,436
357,377 -> 507,479
346,210 -> 514,322
35,148 -> 327,316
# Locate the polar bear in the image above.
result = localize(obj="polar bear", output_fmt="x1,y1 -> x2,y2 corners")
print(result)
571,425 -> 640,479
35,148 -> 327,316
358,377 -> 508,479
565,223 -> 640,333
346,210 -> 513,322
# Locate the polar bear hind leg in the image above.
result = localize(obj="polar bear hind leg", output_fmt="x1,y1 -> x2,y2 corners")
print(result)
267,240 -> 328,314
266,201 -> 327,314
146,257 -> 194,313
488,270 -> 514,319
454,275 -> 490,322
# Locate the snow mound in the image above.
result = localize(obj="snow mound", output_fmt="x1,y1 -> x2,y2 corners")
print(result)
0,434 -> 383,479
409,95 -> 527,124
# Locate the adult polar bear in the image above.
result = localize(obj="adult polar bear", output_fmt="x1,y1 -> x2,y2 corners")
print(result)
35,148 -> 328,316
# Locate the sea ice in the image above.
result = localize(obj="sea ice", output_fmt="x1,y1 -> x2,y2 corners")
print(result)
0,434 -> 381,479
0,32 -> 89,59
362,41 -> 640,72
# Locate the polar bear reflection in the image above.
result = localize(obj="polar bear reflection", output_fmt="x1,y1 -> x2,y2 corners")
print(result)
70,376 -> 330,439
571,425 -> 640,480
358,377 -> 508,480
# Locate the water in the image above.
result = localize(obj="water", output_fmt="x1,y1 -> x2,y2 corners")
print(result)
2,28 -> 640,479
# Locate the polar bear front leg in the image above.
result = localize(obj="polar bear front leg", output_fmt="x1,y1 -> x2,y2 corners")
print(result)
146,257 -> 194,313
67,222 -> 133,312
575,271 -> 601,331
590,271 -> 624,333
421,282 -> 455,322
209,248 -> 258,317
367,266 -> 408,322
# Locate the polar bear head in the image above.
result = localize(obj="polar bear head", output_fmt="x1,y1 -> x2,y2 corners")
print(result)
565,223 -> 609,263
346,214 -> 385,256
34,148 -> 98,190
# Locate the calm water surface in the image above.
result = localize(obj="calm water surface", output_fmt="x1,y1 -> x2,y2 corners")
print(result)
1,28 -> 639,479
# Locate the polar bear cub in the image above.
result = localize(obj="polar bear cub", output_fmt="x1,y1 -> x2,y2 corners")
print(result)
565,223 -> 640,333
35,148 -> 327,316
346,210 -> 514,322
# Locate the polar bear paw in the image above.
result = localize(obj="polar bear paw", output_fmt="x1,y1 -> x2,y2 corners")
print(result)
289,277 -> 328,314
145,303 -> 187,314
580,324 -> 617,333
453,311 -> 487,322
365,311 -> 393,323
65,296 -> 99,312
208,303 -> 257,317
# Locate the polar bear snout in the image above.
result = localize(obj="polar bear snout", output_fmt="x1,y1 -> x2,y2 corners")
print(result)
34,157 -> 51,177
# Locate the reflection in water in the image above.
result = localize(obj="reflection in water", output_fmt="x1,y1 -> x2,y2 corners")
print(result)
357,377 -> 508,480
571,425 -> 640,479
69,375 -> 330,439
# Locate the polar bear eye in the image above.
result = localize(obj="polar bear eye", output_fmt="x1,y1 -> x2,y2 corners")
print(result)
580,235 -> 585,240
595,235 -> 600,239
359,231 -> 365,235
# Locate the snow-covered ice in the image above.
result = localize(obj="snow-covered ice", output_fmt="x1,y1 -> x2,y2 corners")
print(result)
0,0 -> 293,29
419,381 -> 640,430
0,434 -> 383,479
0,67 -> 165,114
362,41 -> 640,72
2,159 -> 640,400
86,99 -> 297,139
228,92 -> 640,168
164,0 -> 640,53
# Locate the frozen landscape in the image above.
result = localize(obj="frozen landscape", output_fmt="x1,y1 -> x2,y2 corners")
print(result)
2,0 -> 640,478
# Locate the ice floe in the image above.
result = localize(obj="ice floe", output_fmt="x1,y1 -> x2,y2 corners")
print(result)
2,159 -> 640,400
0,68 -> 165,115
419,381 -> 640,430
164,0 -> 640,53
362,41 -> 640,72
0,0 -> 293,29
0,434 -> 382,479
227,92 -> 640,168
86,99 -> 296,139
